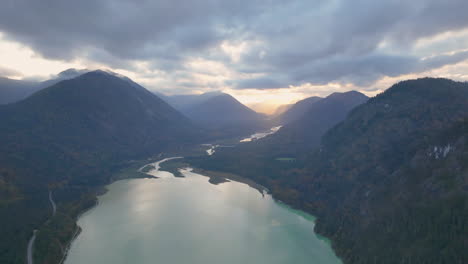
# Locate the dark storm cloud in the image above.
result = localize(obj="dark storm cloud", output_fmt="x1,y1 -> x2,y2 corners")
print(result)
1,0 -> 468,91
234,0 -> 468,89
0,0 -> 265,64
287,51 -> 468,86
238,50 -> 468,89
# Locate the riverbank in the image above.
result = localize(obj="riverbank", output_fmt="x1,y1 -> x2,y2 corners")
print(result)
28,155 -> 166,264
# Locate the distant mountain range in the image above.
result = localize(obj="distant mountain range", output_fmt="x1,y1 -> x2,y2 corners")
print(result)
2,69 -> 467,264
1,69 -> 267,139
189,78 -> 468,264
1,70 -> 196,159
163,92 -> 268,138
216,90 -> 368,157
0,69 -> 273,263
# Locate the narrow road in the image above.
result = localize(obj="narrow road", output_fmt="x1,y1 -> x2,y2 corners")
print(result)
27,230 -> 37,264
49,190 -> 57,216
27,191 -> 57,264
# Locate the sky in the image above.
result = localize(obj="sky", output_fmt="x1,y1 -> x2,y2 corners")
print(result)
1,0 -> 468,114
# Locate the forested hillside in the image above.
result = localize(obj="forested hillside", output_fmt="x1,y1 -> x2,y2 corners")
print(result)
189,78 -> 468,264
0,71 -> 200,264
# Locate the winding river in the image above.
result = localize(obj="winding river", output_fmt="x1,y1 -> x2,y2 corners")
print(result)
64,159 -> 341,264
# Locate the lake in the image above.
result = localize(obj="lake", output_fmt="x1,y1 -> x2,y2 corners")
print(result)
64,159 -> 342,264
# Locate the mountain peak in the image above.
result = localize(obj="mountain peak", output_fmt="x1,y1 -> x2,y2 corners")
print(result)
56,68 -> 90,79
182,90 -> 266,136
327,90 -> 367,99
83,69 -> 119,78
209,92 -> 237,101
275,95 -> 323,124
200,91 -> 224,97
3,69 -> 196,154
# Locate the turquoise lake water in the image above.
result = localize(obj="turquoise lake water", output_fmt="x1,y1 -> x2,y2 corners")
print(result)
64,160 -> 341,264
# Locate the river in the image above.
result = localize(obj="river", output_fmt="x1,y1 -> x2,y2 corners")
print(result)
240,126 -> 282,142
64,159 -> 341,264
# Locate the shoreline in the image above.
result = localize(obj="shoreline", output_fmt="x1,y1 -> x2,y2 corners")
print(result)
58,226 -> 82,264
181,163 -> 341,262
58,156 -> 342,264
58,156 -> 177,264
58,192 -> 102,264
190,167 -> 268,196
156,157 -> 269,196
190,167 -> 341,261
57,162 -> 151,264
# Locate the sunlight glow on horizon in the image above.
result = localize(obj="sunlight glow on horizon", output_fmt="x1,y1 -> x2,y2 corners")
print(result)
0,33 -> 87,79
2,30 -> 468,113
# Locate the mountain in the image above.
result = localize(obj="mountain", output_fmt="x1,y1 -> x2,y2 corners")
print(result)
274,96 -> 322,124
188,90 -> 368,175
1,70 -> 195,160
53,68 -> 89,80
297,78 -> 468,264
156,91 -> 270,137
0,68 -> 88,104
0,77 -> 39,104
162,91 -> 224,112
0,70 -> 197,186
185,93 -> 262,126
275,91 -> 368,152
183,93 -> 268,137
244,91 -> 366,156
190,78 -> 468,264
0,70 -> 199,264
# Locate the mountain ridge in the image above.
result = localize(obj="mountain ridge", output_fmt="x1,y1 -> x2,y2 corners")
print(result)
274,96 -> 322,124
188,77 -> 468,264
0,70 -> 200,264
0,68 -> 89,105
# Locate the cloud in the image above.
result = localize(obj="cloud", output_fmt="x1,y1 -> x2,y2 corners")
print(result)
1,0 -> 468,94
233,0 -> 468,89
232,77 -> 289,90
0,0 -> 265,63
0,65 -> 21,77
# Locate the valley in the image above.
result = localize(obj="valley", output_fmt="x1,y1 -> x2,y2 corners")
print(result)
0,71 -> 466,264
2,3 -> 468,264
